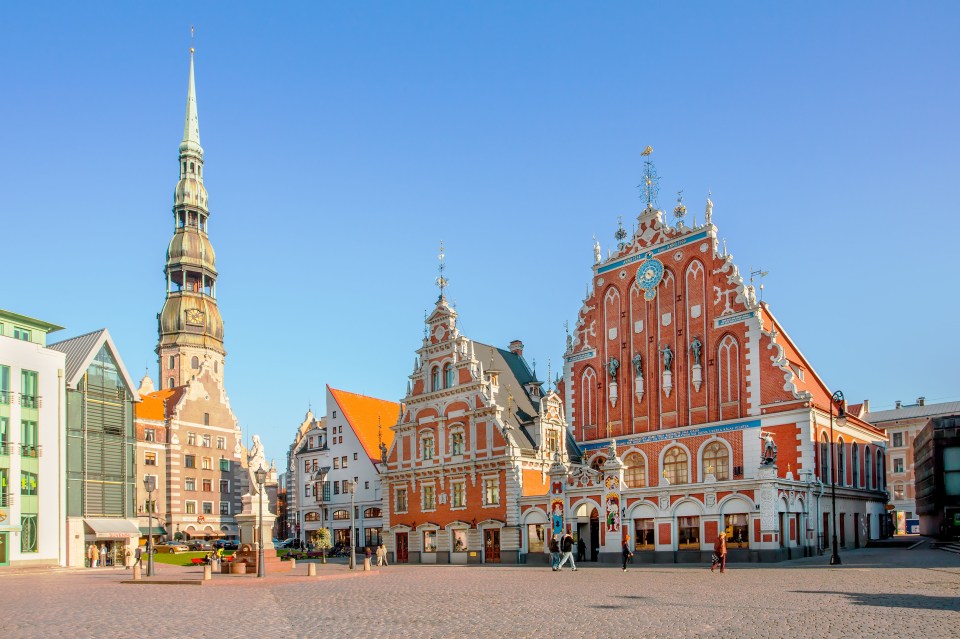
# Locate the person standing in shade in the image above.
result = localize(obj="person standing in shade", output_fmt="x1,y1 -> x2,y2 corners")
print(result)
577,536 -> 586,563
87,543 -> 97,568
711,532 -> 727,573
622,535 -> 634,571
376,543 -> 388,567
99,543 -> 108,568
549,536 -> 561,571
556,532 -> 577,571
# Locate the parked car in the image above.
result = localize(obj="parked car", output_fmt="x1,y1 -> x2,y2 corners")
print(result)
186,540 -> 213,551
213,539 -> 239,551
155,541 -> 189,554
276,538 -> 303,549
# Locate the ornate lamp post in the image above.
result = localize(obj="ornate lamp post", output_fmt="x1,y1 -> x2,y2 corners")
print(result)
143,475 -> 156,577
255,465 -> 267,578
829,390 -> 846,566
348,480 -> 356,570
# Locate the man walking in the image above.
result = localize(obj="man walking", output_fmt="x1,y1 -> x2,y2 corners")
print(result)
133,546 -> 143,568
556,531 -> 577,571
711,531 -> 727,574
376,543 -> 388,567
549,536 -> 561,571
622,535 -> 634,571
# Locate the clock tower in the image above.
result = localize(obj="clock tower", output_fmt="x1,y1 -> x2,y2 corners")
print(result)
156,48 -> 226,389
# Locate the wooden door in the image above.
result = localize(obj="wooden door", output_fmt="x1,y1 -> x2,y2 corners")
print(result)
395,532 -> 408,563
484,529 -> 500,563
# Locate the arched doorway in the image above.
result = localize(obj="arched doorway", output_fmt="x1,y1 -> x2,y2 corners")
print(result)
574,503 -> 601,562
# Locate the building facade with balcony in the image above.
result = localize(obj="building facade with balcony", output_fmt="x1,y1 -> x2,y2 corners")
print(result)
49,329 -> 141,568
0,309 -> 66,568
552,178 -> 890,563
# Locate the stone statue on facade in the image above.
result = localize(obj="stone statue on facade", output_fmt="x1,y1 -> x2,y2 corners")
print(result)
660,344 -> 673,372
690,337 -> 702,367
607,356 -> 620,379
594,237 -> 601,265
760,432 -> 777,466
380,441 -> 388,465
631,353 -> 643,377
705,195 -> 713,225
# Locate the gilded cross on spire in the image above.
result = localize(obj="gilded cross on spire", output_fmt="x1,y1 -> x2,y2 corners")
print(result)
436,241 -> 448,300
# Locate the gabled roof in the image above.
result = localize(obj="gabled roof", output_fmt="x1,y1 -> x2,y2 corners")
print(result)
48,328 -> 140,401
473,342 -> 541,451
865,401 -> 960,424
328,386 -> 401,463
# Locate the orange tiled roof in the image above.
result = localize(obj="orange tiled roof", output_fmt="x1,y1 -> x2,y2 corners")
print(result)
134,388 -> 184,421
328,385 -> 401,462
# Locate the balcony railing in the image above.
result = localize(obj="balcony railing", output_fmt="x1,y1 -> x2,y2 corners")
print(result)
0,492 -> 12,508
20,444 -> 42,458
20,394 -> 42,409
0,442 -> 9,455
0,390 -> 10,404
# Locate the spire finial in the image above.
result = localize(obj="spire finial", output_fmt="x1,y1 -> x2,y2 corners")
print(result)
423,310 -> 428,338
638,146 -> 659,208
182,37 -> 201,150
190,24 -> 195,53
436,241 -> 448,300
673,190 -> 687,223
615,216 -> 627,249
547,359 -> 552,392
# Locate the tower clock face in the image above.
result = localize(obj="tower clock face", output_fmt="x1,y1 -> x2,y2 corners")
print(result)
185,308 -> 205,326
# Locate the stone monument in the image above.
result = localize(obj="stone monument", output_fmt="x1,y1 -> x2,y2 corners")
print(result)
232,435 -> 291,573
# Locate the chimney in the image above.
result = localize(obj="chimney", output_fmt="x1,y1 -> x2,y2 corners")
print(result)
509,340 -> 524,357
863,399 -> 870,414
895,400 -> 901,409
918,396 -> 926,407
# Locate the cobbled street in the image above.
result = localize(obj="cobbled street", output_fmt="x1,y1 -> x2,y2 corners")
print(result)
2,546 -> 958,639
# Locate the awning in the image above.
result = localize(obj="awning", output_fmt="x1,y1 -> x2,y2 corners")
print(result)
85,518 -> 141,539
139,526 -> 167,536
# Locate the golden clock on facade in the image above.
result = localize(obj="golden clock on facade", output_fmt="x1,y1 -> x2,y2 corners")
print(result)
185,308 -> 205,326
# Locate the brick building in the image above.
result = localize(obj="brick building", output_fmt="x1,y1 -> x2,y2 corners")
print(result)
381,289 -> 571,564
539,177 -> 889,563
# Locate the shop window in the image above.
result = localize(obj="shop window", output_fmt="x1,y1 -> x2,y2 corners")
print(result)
634,519 -> 655,551
452,529 -> 468,552
365,527 -> 382,547
527,524 -> 545,553
677,516 -> 700,550
724,514 -> 749,548
423,530 -> 437,553
20,471 -> 38,496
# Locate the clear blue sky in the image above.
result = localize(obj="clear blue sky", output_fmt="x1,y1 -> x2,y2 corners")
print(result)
3,2 -> 958,462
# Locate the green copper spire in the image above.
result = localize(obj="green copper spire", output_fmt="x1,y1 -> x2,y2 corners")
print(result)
180,48 -> 202,155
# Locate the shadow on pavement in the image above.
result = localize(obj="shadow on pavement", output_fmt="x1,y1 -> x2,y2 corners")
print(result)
791,591 -> 960,612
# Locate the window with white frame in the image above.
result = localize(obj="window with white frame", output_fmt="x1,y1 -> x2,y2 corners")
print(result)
894,457 -> 904,473
219,501 -> 230,515
187,432 -> 197,446
185,477 -> 196,491
144,452 -> 157,466
451,431 -> 465,456
663,446 -> 688,485
702,441 -> 730,481
217,436 -> 226,449
395,488 -> 408,513
422,435 -> 435,460
892,432 -> 904,448
483,477 -> 499,505
422,484 -> 436,511
185,501 -> 197,514
451,481 -> 466,508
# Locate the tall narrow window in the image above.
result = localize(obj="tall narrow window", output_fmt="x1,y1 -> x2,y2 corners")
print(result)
443,363 -> 454,389
581,368 -> 597,429
0,365 -> 9,404
852,444 -> 860,488
451,432 -> 464,456
702,441 -> 730,481
422,436 -> 434,460
663,446 -> 688,485
20,370 -> 38,408
837,437 -> 846,487
431,367 -> 440,392
717,336 -> 741,420
865,447 -> 873,490
624,453 -> 646,488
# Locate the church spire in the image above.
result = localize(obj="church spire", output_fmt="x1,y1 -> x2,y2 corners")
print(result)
180,48 -> 202,155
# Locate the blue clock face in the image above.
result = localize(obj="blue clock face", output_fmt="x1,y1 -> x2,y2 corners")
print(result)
636,253 -> 664,300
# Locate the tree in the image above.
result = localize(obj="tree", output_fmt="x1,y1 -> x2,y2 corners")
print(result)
311,528 -> 332,564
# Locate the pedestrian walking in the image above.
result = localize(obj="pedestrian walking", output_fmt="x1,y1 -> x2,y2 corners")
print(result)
216,546 -> 224,568
133,546 -> 143,567
87,543 -> 98,568
556,532 -> 577,571
577,537 -> 586,562
711,532 -> 727,574
376,543 -> 388,567
549,536 -> 561,571
99,543 -> 108,568
124,547 -> 133,569
621,535 -> 634,571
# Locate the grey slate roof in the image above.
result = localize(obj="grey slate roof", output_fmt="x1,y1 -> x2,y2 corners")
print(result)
48,328 -> 140,401
472,341 -> 542,452
865,401 -> 960,424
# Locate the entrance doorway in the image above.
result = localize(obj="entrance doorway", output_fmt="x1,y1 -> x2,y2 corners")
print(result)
395,533 -> 408,563
484,529 -> 500,563
589,509 -> 599,561
0,532 -> 7,566
854,513 -> 860,549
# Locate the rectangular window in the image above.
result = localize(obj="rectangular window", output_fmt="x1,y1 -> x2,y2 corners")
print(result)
185,501 -> 197,514
395,488 -> 408,513
332,411 -> 337,419
220,480 -> 230,493
202,434 -> 211,447
527,524 -> 545,553
364,527 -> 382,547
423,437 -> 435,460
678,516 -> 700,550
184,455 -> 196,468
452,432 -> 465,456
168,355 -> 175,369
185,478 -> 196,491
202,479 -> 212,492
20,370 -> 38,408
0,416 -> 7,453
144,452 -> 157,466
342,455 -> 348,468
187,432 -> 197,446
422,485 -> 436,510
311,459 -> 318,472
423,530 -> 437,553
634,519 -> 655,551
21,471 -> 38,495
202,457 -> 212,470
452,481 -> 465,508
219,458 -> 230,472
894,458 -> 905,473
353,452 -> 358,461
305,483 -> 312,497
203,413 -> 210,426
143,499 -> 156,514
333,482 -> 340,495
364,481 -> 370,490
216,437 -> 226,449
21,420 -> 38,456
219,502 -> 230,515
20,515 -> 37,552
13,326 -> 31,341
892,432 -> 903,448
452,529 -> 468,552
894,484 -> 905,500
202,502 -> 213,515
322,481 -> 331,501
0,365 -> 10,403
724,514 -> 749,548
304,459 -> 310,472
341,479 -> 349,493
144,428 -> 156,442
484,478 -> 499,506
333,458 -> 339,469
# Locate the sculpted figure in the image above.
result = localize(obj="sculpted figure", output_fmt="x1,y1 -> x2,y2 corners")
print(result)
607,356 -> 620,379
632,353 -> 643,377
691,337 -> 703,367
660,344 -> 673,372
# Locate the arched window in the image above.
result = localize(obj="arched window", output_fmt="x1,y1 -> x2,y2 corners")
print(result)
422,435 -> 435,460
865,447 -> 873,490
852,443 -> 860,488
663,446 -> 688,485
364,507 -> 381,518
590,455 -> 606,472
877,451 -> 885,491
190,162 -> 195,173
431,367 -> 440,392
332,509 -> 350,520
717,335 -> 741,420
581,368 -> 597,429
837,437 -> 846,487
702,441 -> 730,481
304,512 -> 321,522
443,363 -> 454,389
168,355 -> 175,369
820,433 -> 830,484
623,453 -> 646,488
168,377 -> 175,389
191,356 -> 199,369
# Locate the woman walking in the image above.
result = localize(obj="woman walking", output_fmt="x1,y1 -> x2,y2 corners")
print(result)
711,532 -> 727,573
621,535 -> 634,571
376,543 -> 388,567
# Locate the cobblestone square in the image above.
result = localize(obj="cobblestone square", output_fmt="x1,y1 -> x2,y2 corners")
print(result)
2,546 -> 958,639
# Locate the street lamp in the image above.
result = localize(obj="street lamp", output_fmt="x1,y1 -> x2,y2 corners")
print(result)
829,390 -> 846,566
143,475 -> 156,577
255,465 -> 267,578
348,479 -> 356,570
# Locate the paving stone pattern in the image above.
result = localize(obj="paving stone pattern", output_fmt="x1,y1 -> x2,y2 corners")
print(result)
2,546 -> 958,639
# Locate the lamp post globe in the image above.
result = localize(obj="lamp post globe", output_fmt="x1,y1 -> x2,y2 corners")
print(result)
829,390 -> 845,566
255,466 -> 267,578
143,476 -> 156,577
